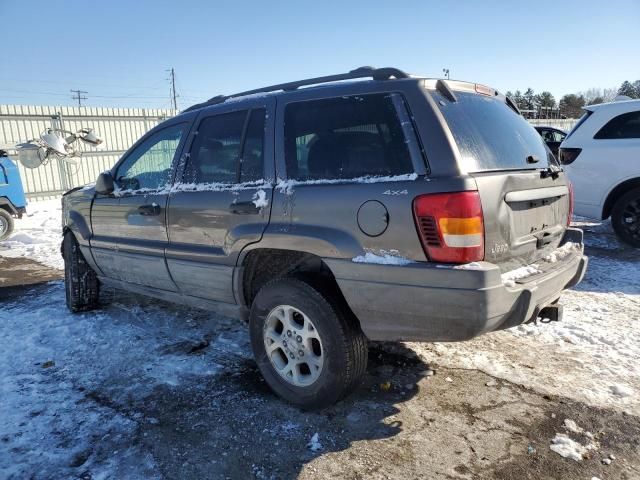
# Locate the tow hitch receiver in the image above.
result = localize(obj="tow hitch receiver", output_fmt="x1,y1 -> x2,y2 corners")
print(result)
538,304 -> 563,323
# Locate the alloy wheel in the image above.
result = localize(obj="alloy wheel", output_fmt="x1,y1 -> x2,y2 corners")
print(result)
263,305 -> 324,387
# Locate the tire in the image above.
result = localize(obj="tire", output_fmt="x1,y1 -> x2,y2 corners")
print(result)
0,209 -> 14,241
611,187 -> 640,248
249,277 -> 368,409
63,232 -> 100,312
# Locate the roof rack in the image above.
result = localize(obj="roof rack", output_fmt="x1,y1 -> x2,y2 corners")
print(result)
183,66 -> 409,113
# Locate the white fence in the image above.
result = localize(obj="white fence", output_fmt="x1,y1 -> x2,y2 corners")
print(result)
528,118 -> 579,132
0,105 -> 176,200
2,104 -> 580,200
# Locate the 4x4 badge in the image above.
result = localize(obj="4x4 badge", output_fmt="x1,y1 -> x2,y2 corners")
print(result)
382,189 -> 408,196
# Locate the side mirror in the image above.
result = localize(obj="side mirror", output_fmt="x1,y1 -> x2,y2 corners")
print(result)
95,172 -> 115,195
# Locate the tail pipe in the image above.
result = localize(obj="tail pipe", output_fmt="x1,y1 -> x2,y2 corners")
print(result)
538,304 -> 563,323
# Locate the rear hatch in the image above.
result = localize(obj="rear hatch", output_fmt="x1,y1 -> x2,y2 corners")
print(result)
432,87 -> 571,272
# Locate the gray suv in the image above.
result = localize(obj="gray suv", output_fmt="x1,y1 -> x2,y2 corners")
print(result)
61,67 -> 588,408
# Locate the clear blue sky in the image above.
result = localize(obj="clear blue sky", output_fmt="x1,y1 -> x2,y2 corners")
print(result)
1,0 -> 638,109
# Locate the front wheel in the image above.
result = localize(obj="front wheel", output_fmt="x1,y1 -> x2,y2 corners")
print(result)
611,187 -> 640,248
0,209 -> 14,240
63,232 -> 100,312
249,278 -> 368,409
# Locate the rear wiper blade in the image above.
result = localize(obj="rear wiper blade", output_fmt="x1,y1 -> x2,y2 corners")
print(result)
526,154 -> 562,179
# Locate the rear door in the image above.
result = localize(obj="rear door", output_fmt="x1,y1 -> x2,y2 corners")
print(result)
166,99 -> 275,302
433,90 -> 571,271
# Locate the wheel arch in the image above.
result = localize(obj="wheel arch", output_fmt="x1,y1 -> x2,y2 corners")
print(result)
238,247 -> 358,325
602,177 -> 640,220
0,197 -> 17,215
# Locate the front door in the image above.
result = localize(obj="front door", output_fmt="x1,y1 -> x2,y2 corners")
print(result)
91,121 -> 189,291
166,101 -> 274,302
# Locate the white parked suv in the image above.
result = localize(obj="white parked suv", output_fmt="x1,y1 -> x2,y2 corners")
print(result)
559,98 -> 640,247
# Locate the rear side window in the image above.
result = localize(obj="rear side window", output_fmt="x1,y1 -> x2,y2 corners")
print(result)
184,111 -> 246,184
284,94 -> 413,180
434,91 -> 549,172
241,109 -> 266,182
184,109 -> 267,184
594,111 -> 640,139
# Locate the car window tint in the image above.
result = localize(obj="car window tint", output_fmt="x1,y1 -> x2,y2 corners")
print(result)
184,111 -> 246,184
240,109 -> 266,182
116,123 -> 184,190
551,130 -> 565,142
594,111 -> 640,139
284,94 -> 413,180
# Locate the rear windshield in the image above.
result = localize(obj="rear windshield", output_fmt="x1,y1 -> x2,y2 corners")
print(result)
433,91 -> 550,172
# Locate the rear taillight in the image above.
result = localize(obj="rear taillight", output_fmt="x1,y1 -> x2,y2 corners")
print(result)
558,147 -> 581,165
413,191 -> 485,263
567,182 -> 574,226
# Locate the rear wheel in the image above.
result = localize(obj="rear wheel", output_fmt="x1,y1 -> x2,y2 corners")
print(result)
63,232 -> 100,312
611,187 -> 640,248
0,209 -> 14,240
249,277 -> 368,409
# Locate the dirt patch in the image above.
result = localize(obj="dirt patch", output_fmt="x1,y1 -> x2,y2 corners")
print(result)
79,337 -> 640,479
0,256 -> 62,287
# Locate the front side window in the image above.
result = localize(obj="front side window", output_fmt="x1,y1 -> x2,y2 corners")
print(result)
594,111 -> 640,139
116,123 -> 184,190
284,94 -> 413,180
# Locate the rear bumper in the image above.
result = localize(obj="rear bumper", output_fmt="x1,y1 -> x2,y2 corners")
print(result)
325,228 -> 588,342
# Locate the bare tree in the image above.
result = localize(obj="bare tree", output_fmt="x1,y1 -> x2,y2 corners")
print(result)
578,87 -> 618,105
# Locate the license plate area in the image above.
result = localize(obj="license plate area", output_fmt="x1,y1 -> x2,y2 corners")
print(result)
509,196 -> 565,238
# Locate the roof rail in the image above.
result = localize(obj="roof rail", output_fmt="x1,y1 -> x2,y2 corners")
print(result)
183,66 -> 409,113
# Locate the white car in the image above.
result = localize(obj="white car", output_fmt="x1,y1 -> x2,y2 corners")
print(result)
560,98 -> 640,247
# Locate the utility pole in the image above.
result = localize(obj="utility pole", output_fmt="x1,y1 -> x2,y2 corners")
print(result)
70,89 -> 88,107
168,68 -> 178,110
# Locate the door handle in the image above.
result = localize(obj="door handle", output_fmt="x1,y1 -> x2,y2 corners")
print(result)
138,203 -> 161,216
229,201 -> 260,215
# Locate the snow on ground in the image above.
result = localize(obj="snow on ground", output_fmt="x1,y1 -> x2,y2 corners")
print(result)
0,199 -> 63,270
1,200 -> 639,420
0,284 -> 250,479
411,218 -> 640,415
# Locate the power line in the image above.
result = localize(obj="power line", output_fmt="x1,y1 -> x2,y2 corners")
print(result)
0,76 -> 168,91
0,88 -> 167,99
70,89 -> 88,107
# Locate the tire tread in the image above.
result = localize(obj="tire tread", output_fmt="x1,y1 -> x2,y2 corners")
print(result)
63,232 -> 100,312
